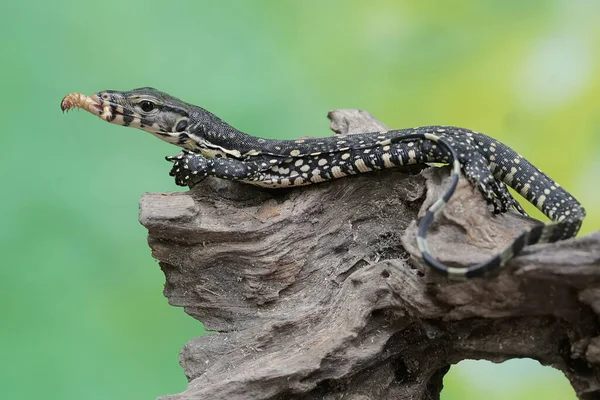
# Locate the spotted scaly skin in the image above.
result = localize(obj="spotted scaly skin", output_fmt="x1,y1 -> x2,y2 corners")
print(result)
61,88 -> 586,280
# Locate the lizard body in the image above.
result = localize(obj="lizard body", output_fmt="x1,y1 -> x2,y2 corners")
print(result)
61,88 -> 585,279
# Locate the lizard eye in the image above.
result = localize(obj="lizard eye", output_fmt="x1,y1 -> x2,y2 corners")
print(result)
139,100 -> 156,112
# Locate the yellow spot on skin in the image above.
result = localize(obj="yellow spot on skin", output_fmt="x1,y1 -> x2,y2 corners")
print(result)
341,153 -> 350,160
452,160 -> 461,175
536,195 -> 547,209
382,153 -> 394,168
382,145 -> 390,151
355,159 -> 371,172
113,114 -> 124,125
318,159 -> 328,166
408,149 -> 417,164
331,166 -> 346,178
129,117 -> 142,128
520,183 -> 531,197
294,159 -> 304,166
310,169 -> 325,183
290,149 -> 301,157
300,165 -> 310,172
280,178 -> 290,185
378,139 -> 391,146
504,166 -> 518,184
293,177 -> 305,185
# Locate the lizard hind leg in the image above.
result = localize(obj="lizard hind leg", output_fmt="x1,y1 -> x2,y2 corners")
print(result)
461,155 -> 517,214
495,179 -> 528,217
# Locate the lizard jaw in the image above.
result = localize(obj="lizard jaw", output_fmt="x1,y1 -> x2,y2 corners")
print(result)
61,90 -> 179,144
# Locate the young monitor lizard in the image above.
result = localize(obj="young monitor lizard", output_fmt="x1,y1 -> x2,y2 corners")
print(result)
61,88 -> 586,280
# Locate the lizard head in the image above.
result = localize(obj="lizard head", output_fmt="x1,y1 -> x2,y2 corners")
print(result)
61,87 -> 195,147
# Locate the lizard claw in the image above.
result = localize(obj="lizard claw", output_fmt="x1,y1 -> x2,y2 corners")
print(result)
165,149 -> 192,162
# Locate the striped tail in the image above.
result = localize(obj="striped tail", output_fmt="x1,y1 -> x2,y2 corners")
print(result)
409,133 -> 583,280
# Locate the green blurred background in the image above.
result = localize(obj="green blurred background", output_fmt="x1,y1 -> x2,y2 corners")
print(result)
1,0 -> 598,399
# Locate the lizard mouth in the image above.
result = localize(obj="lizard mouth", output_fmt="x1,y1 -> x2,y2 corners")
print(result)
61,91 -> 170,139
61,92 -> 114,121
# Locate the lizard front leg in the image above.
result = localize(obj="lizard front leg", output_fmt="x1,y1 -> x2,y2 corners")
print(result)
166,149 -> 265,187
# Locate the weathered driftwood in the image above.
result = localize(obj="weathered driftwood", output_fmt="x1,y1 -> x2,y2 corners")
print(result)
139,110 -> 600,400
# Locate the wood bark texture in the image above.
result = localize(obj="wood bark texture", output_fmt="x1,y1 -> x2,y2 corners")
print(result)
138,110 -> 600,400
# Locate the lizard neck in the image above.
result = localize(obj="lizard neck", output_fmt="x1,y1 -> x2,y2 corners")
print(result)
186,107 -> 262,158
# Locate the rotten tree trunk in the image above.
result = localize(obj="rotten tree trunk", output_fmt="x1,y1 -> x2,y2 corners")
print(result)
139,110 -> 600,400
